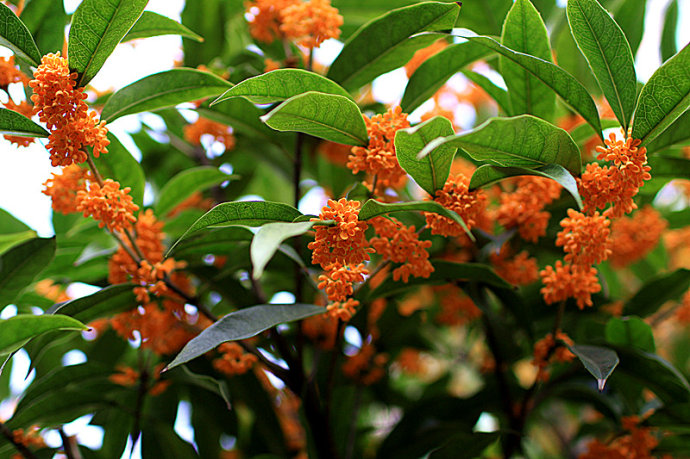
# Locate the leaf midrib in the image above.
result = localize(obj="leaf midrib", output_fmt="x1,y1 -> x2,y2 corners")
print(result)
269,111 -> 366,145
640,90 -> 690,145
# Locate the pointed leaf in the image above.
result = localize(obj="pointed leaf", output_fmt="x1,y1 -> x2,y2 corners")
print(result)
461,70 -> 512,115
647,156 -> 690,178
21,0 -> 68,55
395,116 -> 456,196
567,0 -> 637,130
0,108 -> 49,138
212,69 -> 352,105
420,115 -> 582,176
0,314 -> 87,355
67,0 -> 148,87
48,284 -> 136,324
123,11 -> 203,42
605,316 -> 655,353
155,166 -> 233,217
632,43 -> 690,146
166,304 -> 325,370
0,230 -> 36,256
0,3 -> 42,65
401,40 -> 492,113
569,344 -> 619,391
624,268 -> 690,317
465,35 -> 603,139
500,0 -> 556,120
251,221 -> 320,280
469,164 -> 583,210
646,109 -> 690,153
327,2 -> 461,90
661,0 -> 678,62
0,237 -> 55,306
261,91 -> 368,146
196,98 -> 275,141
101,68 -> 233,122
92,133 -> 145,207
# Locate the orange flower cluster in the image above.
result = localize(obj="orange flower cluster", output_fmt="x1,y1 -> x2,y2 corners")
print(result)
213,342 -> 258,376
579,131 -> 651,218
425,173 -> 488,238
531,330 -> 575,382
42,164 -> 91,214
490,248 -> 539,286
342,343 -> 388,385
245,0 -> 300,43
109,364 -> 171,396
608,206 -> 667,268
132,258 -> 187,304
34,279 -> 71,303
496,176 -> 562,242
405,39 -> 447,77
183,117 -> 236,151
3,99 -> 35,147
435,286 -> 482,326
578,416 -> 664,459
75,179 -> 139,232
348,106 -> 410,189
0,56 -> 29,87
664,226 -> 690,270
318,141 -> 351,166
369,216 -> 434,282
302,313 -> 339,350
556,209 -> 611,266
11,426 -> 45,455
280,0 -> 343,49
30,53 -> 109,167
676,290 -> 690,324
540,261 -> 601,309
317,262 -> 368,301
395,348 -> 427,376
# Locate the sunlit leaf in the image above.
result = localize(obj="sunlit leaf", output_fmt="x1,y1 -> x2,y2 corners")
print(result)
605,316 -> 655,353
123,11 -> 203,42
0,314 -> 86,355
0,2 -> 42,65
0,108 -> 49,138
155,166 -> 233,217
251,221 -> 320,280
48,284 -> 136,325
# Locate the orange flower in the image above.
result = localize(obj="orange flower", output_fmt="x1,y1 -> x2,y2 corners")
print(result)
34,279 -> 71,303
11,426 -> 45,450
75,179 -> 139,232
435,285 -> 482,326
369,216 -> 434,282
0,55 -> 29,87
42,164 -> 91,214
280,0 -> 343,49
531,330 -> 575,382
245,0 -> 300,43
425,173 -> 488,238
496,176 -> 562,242
540,261 -> 601,309
326,297 -> 360,321
264,58 -> 282,73
395,348 -> 426,375
608,206 -> 666,268
318,141 -> 351,166
302,313 -> 339,350
405,39 -> 447,77
317,262 -> 368,302
676,290 -> 690,324
556,209 -> 611,266
213,342 -> 258,376
347,106 -> 410,189
109,365 -> 139,386
490,248 -> 539,286
3,99 -> 35,147
342,343 -> 388,385
578,416 -> 661,459
183,117 -> 236,151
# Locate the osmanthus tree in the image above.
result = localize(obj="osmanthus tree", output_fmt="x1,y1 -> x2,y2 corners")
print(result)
0,0 -> 690,457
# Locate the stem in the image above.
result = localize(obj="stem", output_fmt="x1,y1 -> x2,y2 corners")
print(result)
0,420 -> 38,459
344,385 -> 363,459
131,354 -> 150,450
59,428 -> 82,459
85,154 -> 104,186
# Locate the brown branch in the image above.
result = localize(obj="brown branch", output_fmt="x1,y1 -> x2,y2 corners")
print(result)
59,428 -> 82,459
0,420 -> 38,459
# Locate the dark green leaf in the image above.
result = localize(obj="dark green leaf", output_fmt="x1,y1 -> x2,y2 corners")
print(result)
261,91 -> 368,146
469,164 -> 583,210
661,0 -> 678,62
401,40 -> 491,113
461,70 -> 512,115
251,221 -> 319,280
0,314 -> 86,355
92,133 -> 145,207
605,316 -> 655,353
213,69 -> 352,105
429,432 -> 499,459
123,11 -> 203,42
165,304 -> 325,370
395,116 -> 456,196
142,422 -> 200,459
465,35 -> 603,139
500,0 -> 556,120
632,43 -> 690,145
0,108 -> 49,138
0,230 -> 35,256
647,156 -> 690,177
613,0 -> 646,55
646,109 -> 690,153
0,237 -> 55,306
624,268 -> 690,317
196,98 -> 276,141
169,226 -> 253,257
101,68 -> 233,122
155,166 -> 232,217
48,284 -> 135,324
327,2 -> 461,90
20,0 -> 68,55
67,0 -> 148,87
569,344 -> 619,391
420,115 -> 582,176
0,3 -> 42,65
455,0 -> 512,35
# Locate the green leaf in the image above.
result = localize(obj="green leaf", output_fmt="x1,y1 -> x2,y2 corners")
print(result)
67,0 -> 148,87
395,116 -> 456,196
646,109 -> 690,153
429,432 -> 499,459
632,43 -> 690,145
251,221 -> 319,280
469,164 -> 583,210
455,0 -> 512,35
420,115 -> 582,176
167,201 -> 302,255
122,11 -> 203,42
212,69 -> 353,105
661,0 -> 678,62
567,0 -> 637,130
155,166 -> 232,217
0,108 -> 49,138
101,68 -> 233,122
48,284 -> 135,325
0,314 -> 86,355
461,70 -> 512,115
569,344 -> 619,391
0,230 -> 36,256
165,304 -> 325,370
605,316 -> 655,353
624,268 -> 690,317
20,0 -> 68,55
0,237 -> 55,307
0,3 -> 42,65
465,35 -> 603,139
261,91 -> 368,146
327,1 -> 461,90
92,133 -> 145,207
401,40 -> 491,113
500,0 -> 556,120
358,199 -> 472,239
613,0 -> 646,55
169,226 -> 253,257
196,98 -> 275,141
647,156 -> 690,178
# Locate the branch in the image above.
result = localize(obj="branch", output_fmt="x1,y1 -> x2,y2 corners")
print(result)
0,420 -> 39,459
59,428 -> 82,459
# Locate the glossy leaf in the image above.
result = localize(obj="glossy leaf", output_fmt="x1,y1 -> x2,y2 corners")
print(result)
101,68 -> 233,122
212,69 -> 352,105
327,2 -> 461,90
395,116 -> 456,196
123,11 -> 203,42
614,346 -> 690,403
605,316 -> 655,353
469,164 -> 583,210
0,108 -> 49,138
614,0 -> 646,55
261,92 -> 368,146
17,0 -> 67,55
567,0 -> 637,130
0,230 -> 36,256
170,227 -> 253,257
632,43 -> 690,145
661,0 -> 678,62
429,432 -> 499,459
48,284 -> 136,325
647,156 -> 690,178
0,3 -> 42,65
500,0 -> 556,120
0,237 -> 55,307
646,109 -> 690,153
455,0 -> 512,35
67,0 -> 148,87
419,115 -> 582,176
569,344 -> 619,391
165,304 -> 325,370
196,98 -> 275,141
251,221 -> 319,280
461,70 -> 512,115
167,201 -> 302,255
401,40 -> 491,113
465,35 -> 603,139
92,133 -> 146,207
624,268 -> 690,317
155,167 -> 233,217
0,314 -> 87,355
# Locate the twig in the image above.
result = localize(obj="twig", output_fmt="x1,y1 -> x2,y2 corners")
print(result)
344,385 -> 363,459
0,420 -> 39,459
59,428 -> 82,459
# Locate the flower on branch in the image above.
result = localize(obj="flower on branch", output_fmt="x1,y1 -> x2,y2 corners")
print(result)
75,179 -> 139,233
369,216 -> 433,282
608,206 -> 666,268
425,173 -> 488,238
280,0 -> 343,49
42,164 -> 91,214
540,261 -> 601,309
556,209 -> 612,266
496,176 -> 562,242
